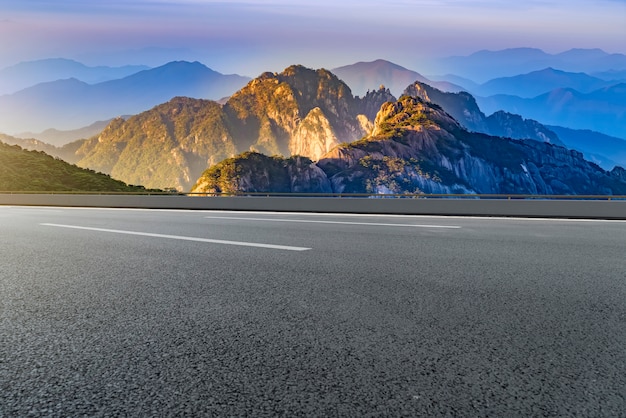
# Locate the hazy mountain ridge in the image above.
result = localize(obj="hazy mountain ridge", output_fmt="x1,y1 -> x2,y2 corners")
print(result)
472,68 -> 617,98
0,58 -> 150,95
434,48 -> 626,82
0,61 -> 251,133
0,133 -> 82,164
477,83 -> 626,139
15,119 -> 120,147
1,54 -> 621,149
547,126 -> 626,170
331,59 -> 464,97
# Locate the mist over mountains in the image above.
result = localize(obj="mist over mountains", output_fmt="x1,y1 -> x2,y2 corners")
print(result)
0,58 -> 150,95
331,59 -> 464,97
1,47 -> 625,194
477,84 -> 626,139
16,119 -> 119,147
432,48 -> 626,83
52,65 -> 623,194
1,48 -> 623,141
0,61 -> 250,133
469,68 -> 619,98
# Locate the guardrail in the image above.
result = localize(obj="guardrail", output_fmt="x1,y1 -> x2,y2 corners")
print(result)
1,192 -> 626,219
2,191 -> 626,200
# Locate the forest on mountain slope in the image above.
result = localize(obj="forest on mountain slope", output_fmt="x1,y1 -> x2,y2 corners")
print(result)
0,141 -> 154,192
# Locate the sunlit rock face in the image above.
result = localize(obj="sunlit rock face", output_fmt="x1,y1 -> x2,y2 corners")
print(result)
76,97 -> 237,191
75,65 -> 383,191
224,65 -> 371,158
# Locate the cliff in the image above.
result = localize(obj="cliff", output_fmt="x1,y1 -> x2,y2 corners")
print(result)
223,65 -> 374,159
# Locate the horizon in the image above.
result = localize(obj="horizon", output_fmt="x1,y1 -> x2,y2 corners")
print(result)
3,47 -> 626,80
1,0 -> 625,76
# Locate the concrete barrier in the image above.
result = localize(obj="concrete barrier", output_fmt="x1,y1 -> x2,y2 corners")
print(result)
1,194 -> 625,219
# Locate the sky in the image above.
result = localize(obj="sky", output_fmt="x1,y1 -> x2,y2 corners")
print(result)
1,0 -> 625,76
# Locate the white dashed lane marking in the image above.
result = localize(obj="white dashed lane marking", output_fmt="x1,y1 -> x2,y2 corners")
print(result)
40,223 -> 311,251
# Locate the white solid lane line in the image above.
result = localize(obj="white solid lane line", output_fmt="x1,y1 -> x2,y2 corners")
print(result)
203,216 -> 461,229
40,223 -> 311,251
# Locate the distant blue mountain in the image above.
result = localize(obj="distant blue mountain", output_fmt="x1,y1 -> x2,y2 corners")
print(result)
331,59 -> 464,97
0,58 -> 150,94
0,61 -> 251,133
426,74 -> 480,92
591,69 -> 626,82
476,84 -> 626,139
548,126 -> 626,170
474,68 -> 615,98
435,48 -> 626,82
16,118 -> 120,147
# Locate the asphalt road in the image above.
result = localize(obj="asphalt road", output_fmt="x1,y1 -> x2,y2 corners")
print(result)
1,206 -> 625,417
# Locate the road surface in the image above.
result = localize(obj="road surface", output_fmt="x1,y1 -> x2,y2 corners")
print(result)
1,206 -> 624,416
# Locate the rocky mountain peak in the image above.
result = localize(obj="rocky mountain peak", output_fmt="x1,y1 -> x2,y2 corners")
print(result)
371,96 -> 459,137
403,81 -> 487,132
485,110 -> 564,146
223,65 -> 369,158
357,86 -> 397,121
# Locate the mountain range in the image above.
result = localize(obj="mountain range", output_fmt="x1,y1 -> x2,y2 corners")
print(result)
1,55 -> 623,149
0,61 -> 250,133
49,65 -> 621,195
467,68 -> 618,98
15,119 -> 119,147
331,61 -> 625,144
546,126 -> 626,170
372,80 -> 626,170
0,58 -> 150,95
2,53 -> 625,195
477,84 -> 626,139
433,48 -> 626,83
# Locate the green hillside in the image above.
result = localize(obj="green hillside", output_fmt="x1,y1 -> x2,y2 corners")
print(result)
0,141 -> 152,192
